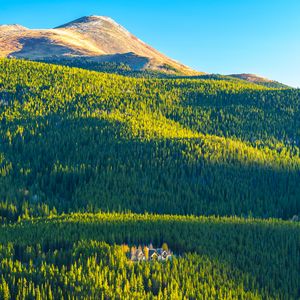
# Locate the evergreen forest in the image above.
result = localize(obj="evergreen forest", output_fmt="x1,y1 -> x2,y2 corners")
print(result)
0,58 -> 299,299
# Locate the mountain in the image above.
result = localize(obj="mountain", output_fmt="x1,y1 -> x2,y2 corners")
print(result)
228,73 -> 290,88
0,16 -> 199,75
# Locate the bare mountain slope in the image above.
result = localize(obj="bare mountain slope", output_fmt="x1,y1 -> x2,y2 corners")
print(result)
229,73 -> 289,88
0,16 -> 199,75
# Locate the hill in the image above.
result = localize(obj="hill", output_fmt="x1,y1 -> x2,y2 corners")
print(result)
0,16 -> 199,75
229,73 -> 290,88
0,58 -> 299,220
0,58 -> 299,299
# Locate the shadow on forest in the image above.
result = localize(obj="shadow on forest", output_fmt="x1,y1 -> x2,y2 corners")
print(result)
0,113 -> 298,297
0,115 -> 299,219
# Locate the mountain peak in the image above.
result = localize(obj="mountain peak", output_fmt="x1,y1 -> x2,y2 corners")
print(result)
55,15 -> 118,29
0,16 -> 199,75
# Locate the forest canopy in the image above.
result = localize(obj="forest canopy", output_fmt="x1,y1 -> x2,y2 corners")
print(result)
0,58 -> 299,299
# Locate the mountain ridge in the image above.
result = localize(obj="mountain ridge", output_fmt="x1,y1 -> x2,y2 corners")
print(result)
0,16 -> 289,83
0,15 -> 199,75
228,73 -> 290,88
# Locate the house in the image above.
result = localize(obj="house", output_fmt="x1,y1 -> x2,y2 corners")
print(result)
130,244 -> 172,262
156,249 -> 172,261
131,247 -> 146,261
136,249 -> 146,261
149,249 -> 158,261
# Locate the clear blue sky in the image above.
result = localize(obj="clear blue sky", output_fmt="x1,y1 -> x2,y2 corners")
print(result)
1,0 -> 299,87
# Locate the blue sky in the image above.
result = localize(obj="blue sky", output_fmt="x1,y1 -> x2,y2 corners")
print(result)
0,0 -> 299,87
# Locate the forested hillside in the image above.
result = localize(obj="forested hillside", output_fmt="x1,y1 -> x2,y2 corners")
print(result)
0,58 -> 299,299
0,58 -> 299,219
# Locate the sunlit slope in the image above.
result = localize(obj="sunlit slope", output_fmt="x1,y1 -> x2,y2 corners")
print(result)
0,212 -> 299,299
0,16 -> 198,75
0,58 -> 299,219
